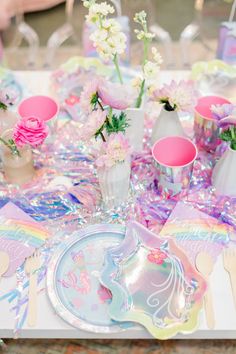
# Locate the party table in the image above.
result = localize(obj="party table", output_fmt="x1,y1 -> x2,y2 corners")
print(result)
0,70 -> 236,340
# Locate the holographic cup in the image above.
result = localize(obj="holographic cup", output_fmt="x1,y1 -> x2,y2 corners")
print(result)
152,136 -> 197,198
194,95 -> 231,152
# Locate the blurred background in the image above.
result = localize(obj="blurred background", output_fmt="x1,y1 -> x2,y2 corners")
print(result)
0,0 -> 235,70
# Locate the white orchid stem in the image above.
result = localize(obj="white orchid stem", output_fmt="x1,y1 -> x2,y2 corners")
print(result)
113,54 -> 123,84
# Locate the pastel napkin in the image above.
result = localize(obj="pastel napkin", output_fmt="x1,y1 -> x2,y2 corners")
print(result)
0,202 -> 49,276
159,202 -> 233,266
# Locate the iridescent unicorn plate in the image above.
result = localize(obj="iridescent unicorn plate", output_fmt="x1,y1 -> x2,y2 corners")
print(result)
101,221 -> 207,340
47,224 -> 132,333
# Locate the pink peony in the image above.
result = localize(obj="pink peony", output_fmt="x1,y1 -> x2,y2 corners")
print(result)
79,78 -> 101,113
96,132 -> 131,167
13,116 -> 49,148
152,80 -> 198,113
98,80 -> 135,110
81,110 -> 107,141
147,248 -> 167,265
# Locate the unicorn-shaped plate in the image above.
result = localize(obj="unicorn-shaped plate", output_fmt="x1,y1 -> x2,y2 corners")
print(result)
101,221 -> 207,340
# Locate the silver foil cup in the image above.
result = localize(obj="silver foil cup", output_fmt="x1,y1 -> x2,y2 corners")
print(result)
152,136 -> 198,198
194,95 -> 232,152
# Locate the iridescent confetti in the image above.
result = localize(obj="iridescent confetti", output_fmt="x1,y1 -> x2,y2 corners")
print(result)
1,73 -> 236,336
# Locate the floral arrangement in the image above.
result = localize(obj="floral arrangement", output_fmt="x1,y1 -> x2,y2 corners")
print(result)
151,80 -> 198,113
0,116 -> 49,157
96,132 -> 131,167
211,103 -> 236,150
0,90 -> 14,111
82,0 -> 126,84
79,78 -> 133,142
133,11 -> 162,108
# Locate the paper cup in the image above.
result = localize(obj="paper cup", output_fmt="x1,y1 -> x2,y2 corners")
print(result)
194,95 -> 231,152
152,136 -> 197,198
18,95 -> 58,122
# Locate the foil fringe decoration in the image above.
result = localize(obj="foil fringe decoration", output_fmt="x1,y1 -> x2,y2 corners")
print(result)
0,73 -> 236,336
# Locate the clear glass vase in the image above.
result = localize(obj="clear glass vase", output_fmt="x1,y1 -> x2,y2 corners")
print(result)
2,145 -> 35,185
0,109 -> 18,134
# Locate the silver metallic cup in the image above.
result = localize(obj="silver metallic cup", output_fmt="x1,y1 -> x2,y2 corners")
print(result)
194,95 -> 232,152
152,136 -> 198,198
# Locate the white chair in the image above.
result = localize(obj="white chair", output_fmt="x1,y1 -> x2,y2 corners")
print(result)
1,13 -> 39,68
180,0 -> 234,68
44,0 -> 75,68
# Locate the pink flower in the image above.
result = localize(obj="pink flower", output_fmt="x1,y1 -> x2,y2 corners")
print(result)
96,132 -> 131,168
13,116 -> 49,148
211,104 -> 235,121
217,115 -> 236,130
81,110 -> 107,141
152,80 -> 198,113
80,79 -> 101,113
0,88 -> 16,108
98,80 -> 135,110
147,248 -> 167,265
65,95 -> 80,106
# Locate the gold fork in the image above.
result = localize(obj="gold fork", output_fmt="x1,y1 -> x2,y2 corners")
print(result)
223,247 -> 236,309
25,250 -> 41,327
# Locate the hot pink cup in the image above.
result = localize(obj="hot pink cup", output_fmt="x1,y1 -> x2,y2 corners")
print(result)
18,95 -> 59,122
152,136 -> 197,198
194,95 -> 231,152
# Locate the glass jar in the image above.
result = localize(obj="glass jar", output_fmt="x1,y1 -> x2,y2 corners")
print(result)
0,130 -> 35,185
0,109 -> 18,134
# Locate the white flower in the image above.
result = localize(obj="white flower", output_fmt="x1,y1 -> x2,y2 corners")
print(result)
134,29 -> 155,41
90,24 -> 126,61
102,19 -> 121,33
82,0 -> 95,8
131,77 -> 143,89
90,28 -> 108,43
143,61 -> 160,80
134,11 -> 147,25
151,47 -> 163,65
85,2 -> 115,22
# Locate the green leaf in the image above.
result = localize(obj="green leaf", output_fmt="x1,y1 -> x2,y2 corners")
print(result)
0,102 -> 7,111
90,93 -> 99,106
231,141 -> 236,150
105,111 -> 130,135
219,129 -> 232,142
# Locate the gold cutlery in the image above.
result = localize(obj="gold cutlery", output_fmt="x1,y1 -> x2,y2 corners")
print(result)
223,247 -> 236,309
25,251 -> 41,327
196,252 -> 215,329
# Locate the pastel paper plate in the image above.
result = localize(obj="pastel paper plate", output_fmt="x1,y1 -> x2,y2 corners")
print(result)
47,224 -> 132,333
101,221 -> 207,340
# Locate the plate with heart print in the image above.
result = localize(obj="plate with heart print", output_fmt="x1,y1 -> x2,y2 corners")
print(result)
47,224 -> 132,333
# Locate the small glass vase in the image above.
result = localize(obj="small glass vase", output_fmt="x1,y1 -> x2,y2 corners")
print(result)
151,108 -> 185,145
0,109 -> 18,134
97,159 -> 131,208
2,145 -> 35,185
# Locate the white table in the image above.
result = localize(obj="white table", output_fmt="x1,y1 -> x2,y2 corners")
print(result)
0,71 -> 236,339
